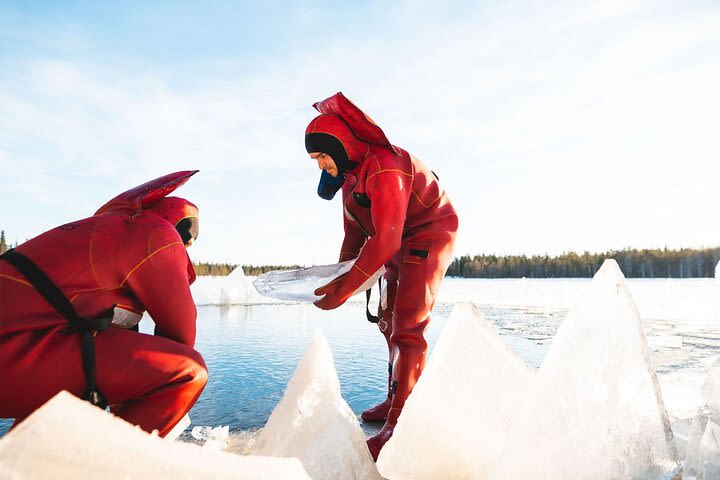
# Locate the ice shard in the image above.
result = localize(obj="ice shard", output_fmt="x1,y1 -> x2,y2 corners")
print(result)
0,391 -> 311,479
698,420 -> 720,479
251,330 -> 380,480
493,259 -> 681,479
377,302 -> 533,479
253,260 -> 384,302
685,411 -> 710,478
220,265 -> 264,304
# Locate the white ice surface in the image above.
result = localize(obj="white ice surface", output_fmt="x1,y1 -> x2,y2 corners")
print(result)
250,330 -> 380,480
492,260 -> 681,479
0,391 -> 311,479
377,302 -> 534,479
252,260 -> 384,303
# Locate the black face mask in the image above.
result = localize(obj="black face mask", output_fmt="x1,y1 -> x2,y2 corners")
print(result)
317,170 -> 346,200
176,217 -> 199,244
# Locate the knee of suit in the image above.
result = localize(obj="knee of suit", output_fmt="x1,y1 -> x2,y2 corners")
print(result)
178,348 -> 209,392
389,330 -> 428,352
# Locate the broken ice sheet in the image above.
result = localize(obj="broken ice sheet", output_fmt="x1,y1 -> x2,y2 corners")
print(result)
252,260 -> 384,302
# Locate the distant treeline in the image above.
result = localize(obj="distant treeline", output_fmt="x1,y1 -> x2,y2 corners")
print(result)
192,263 -> 304,276
0,230 -> 12,255
447,247 -> 720,279
3,227 -> 718,278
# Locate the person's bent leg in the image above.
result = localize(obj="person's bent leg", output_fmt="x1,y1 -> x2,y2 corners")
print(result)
367,231 -> 456,460
95,328 -> 208,437
361,267 -> 398,422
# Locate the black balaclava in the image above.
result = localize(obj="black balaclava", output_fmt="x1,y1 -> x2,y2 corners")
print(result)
304,133 -> 358,176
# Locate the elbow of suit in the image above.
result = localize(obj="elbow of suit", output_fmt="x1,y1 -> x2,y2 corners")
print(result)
375,232 -> 402,258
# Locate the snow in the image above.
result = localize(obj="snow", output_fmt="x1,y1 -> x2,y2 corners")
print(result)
377,302 -> 534,479
492,260 -> 681,479
250,330 -> 380,480
0,391 -> 311,479
252,260 -> 384,303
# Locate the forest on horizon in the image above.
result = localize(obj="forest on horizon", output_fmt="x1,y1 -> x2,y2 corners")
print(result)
2,229 -> 718,279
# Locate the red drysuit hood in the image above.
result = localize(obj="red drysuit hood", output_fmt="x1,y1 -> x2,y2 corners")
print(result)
305,114 -> 366,168
147,197 -> 199,231
305,92 -> 401,174
313,93 -> 401,153
95,170 -> 198,216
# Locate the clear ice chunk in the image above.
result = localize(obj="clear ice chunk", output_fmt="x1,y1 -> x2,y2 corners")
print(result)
250,330 -> 380,480
493,259 -> 681,479
377,302 -> 534,479
252,260 -> 384,302
0,391 -> 311,479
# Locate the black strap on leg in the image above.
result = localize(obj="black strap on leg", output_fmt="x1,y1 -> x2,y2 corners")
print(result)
1,249 -> 110,409
365,278 -> 383,324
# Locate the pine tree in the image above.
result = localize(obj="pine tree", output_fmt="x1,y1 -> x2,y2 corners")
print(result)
0,230 -> 7,254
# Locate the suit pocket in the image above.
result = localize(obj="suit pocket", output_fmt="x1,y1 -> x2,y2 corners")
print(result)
403,242 -> 431,264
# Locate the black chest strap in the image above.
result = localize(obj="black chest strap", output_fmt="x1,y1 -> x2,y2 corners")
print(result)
1,249 -> 110,409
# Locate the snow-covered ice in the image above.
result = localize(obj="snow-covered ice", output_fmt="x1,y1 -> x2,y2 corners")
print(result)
377,302 -> 533,479
250,330 -> 380,480
252,260 -> 384,302
492,260 -> 681,479
0,391 -> 311,479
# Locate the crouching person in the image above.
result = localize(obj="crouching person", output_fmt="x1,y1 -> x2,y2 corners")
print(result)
0,171 -> 207,437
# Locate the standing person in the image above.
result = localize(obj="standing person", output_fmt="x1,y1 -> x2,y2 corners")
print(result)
0,171 -> 207,437
305,93 -> 459,460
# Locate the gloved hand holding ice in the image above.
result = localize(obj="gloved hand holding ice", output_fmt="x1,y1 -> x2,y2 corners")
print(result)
252,260 -> 384,302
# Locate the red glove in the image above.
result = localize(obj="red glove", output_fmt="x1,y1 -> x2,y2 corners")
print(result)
313,273 -> 352,310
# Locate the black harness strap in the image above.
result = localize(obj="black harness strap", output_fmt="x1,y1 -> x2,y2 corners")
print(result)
365,278 -> 382,324
1,249 -> 110,409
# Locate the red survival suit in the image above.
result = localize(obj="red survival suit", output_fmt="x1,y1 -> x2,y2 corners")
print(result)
0,171 -> 207,437
306,93 -> 459,460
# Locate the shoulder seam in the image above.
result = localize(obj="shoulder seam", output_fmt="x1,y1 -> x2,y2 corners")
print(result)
120,242 -> 185,287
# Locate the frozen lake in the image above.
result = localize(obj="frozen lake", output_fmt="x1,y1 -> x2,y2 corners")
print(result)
2,276 -> 718,443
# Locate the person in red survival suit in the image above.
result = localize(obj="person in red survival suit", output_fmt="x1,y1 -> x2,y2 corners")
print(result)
306,93 -> 459,460
0,171 -> 207,437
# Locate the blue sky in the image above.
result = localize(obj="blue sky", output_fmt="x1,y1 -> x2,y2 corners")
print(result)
1,0 -> 719,265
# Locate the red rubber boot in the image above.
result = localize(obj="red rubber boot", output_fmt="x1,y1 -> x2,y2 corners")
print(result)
366,347 -> 426,461
360,361 -> 393,422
